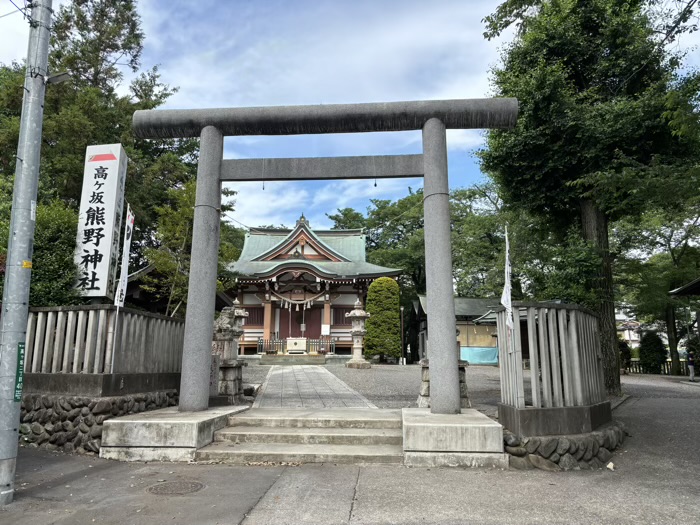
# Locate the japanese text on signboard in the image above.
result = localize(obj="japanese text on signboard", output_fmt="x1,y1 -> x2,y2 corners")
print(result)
75,145 -> 127,299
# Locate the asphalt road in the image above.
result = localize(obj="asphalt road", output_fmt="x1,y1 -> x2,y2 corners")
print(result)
1,371 -> 698,525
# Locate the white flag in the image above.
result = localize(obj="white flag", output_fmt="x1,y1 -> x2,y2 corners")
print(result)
114,205 -> 135,307
500,225 -> 514,330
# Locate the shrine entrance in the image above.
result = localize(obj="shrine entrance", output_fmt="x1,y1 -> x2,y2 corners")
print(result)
279,306 -> 321,340
132,97 -> 518,415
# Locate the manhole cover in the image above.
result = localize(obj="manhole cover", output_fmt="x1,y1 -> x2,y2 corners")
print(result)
147,481 -> 204,495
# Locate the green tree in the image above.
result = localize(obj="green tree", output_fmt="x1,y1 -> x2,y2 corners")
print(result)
0,0 -> 196,275
141,181 -> 241,316
364,277 -> 401,359
0,201 -> 83,306
365,190 -> 426,296
50,0 -> 144,91
326,208 -> 366,230
615,193 -> 700,374
451,185 -> 505,298
480,0 -> 700,394
638,331 -> 667,374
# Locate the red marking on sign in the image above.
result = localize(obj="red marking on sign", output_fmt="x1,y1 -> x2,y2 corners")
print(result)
88,153 -> 117,162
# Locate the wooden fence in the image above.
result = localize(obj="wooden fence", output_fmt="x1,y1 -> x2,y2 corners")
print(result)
628,358 -> 690,376
497,303 -> 607,409
24,305 -> 184,374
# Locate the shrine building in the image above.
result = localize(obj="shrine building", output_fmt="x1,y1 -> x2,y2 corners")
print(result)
230,215 -> 401,355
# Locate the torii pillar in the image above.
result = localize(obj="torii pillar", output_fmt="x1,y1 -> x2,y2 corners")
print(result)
132,98 -> 518,415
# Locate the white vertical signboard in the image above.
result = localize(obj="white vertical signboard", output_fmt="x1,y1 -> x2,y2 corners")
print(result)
75,144 -> 127,299
114,205 -> 135,307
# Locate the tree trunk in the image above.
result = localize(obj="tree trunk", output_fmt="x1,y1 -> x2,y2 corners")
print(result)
580,199 -> 620,395
665,304 -> 680,375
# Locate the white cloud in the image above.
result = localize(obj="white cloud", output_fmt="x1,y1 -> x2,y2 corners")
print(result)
223,180 -> 312,229
142,0 -> 501,111
447,129 -> 486,151
9,1 -> 697,231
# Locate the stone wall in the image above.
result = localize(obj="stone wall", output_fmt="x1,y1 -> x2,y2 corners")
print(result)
19,390 -> 178,454
504,420 -> 628,471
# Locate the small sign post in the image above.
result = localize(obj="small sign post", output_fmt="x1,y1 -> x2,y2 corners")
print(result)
13,343 -> 25,402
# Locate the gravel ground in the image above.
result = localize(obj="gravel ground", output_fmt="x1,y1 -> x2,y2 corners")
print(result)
243,361 -> 700,415
324,364 -> 421,408
243,362 -> 504,413
241,363 -> 272,387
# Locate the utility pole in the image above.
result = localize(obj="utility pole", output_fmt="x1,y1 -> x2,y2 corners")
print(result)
0,0 -> 53,505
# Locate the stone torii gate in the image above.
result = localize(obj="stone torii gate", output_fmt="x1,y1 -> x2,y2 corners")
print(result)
132,98 -> 518,415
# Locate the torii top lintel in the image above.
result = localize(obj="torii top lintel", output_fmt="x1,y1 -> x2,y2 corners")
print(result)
132,98 -> 519,139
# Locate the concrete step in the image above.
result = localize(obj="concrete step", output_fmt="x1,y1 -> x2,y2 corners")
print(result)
230,408 -> 402,429
215,426 -> 403,446
195,442 -> 404,464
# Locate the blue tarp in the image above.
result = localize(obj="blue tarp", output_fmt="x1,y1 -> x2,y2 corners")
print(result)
460,346 -> 499,365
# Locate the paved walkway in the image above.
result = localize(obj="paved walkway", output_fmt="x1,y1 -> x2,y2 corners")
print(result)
253,365 -> 377,409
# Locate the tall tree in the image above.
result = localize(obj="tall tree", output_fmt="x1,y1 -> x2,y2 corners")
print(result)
326,208 -> 366,230
51,0 -> 144,92
1,0 -> 196,262
615,203 -> 700,373
480,0 -> 700,394
365,190 -> 426,295
141,181 -> 241,316
0,0 -> 207,306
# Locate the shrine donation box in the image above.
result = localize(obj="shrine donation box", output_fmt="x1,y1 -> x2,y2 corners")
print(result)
286,338 -> 307,354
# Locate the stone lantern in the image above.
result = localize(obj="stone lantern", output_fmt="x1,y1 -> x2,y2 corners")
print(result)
211,299 -> 248,404
212,299 -> 248,360
228,299 -> 248,358
345,299 -> 371,369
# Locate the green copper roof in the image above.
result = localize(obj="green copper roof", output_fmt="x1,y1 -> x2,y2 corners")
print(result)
230,217 -> 399,280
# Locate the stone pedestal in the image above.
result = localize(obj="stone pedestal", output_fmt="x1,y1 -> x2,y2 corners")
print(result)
417,358 -> 470,408
402,408 -> 507,468
209,355 -> 221,397
209,359 -> 246,406
345,359 -> 372,369
498,400 -> 612,436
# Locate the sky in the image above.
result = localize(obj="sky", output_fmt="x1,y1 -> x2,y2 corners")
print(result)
1,0 -> 698,230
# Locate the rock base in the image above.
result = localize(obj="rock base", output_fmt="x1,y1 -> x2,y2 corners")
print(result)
504,420 -> 628,471
19,390 -> 178,455
416,359 -> 470,408
218,359 -> 246,403
345,360 -> 371,369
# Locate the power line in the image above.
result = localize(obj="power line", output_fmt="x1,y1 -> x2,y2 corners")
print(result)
223,212 -> 252,231
6,0 -> 27,17
0,8 -> 19,18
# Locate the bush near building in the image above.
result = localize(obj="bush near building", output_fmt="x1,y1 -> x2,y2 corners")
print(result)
638,332 -> 667,374
364,277 -> 401,360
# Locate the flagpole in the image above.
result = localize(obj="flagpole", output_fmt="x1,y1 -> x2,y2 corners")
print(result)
500,224 -> 514,350
111,204 -> 134,374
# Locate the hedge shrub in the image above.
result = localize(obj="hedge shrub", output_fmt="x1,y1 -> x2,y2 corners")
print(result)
638,332 -> 667,374
364,277 -> 401,359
